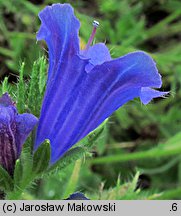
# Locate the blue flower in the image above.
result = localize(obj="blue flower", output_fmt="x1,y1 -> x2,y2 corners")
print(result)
66,192 -> 89,200
0,93 -> 38,174
35,3 -> 167,164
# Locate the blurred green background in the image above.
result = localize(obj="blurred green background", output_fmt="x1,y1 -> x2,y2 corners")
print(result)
0,0 -> 181,199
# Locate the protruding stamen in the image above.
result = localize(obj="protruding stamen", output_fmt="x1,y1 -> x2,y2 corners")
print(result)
85,20 -> 99,51
93,20 -> 99,28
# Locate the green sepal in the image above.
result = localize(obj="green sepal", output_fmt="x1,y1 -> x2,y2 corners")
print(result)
13,159 -> 22,189
48,147 -> 86,173
33,139 -> 51,175
0,165 -> 13,192
78,119 -> 108,149
13,146 -> 33,189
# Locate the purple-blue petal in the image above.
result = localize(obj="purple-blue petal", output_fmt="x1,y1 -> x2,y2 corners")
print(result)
49,52 -> 162,158
0,93 -> 14,107
36,50 -> 164,163
37,3 -> 80,83
81,43 -> 112,72
16,113 -> 38,155
35,55 -> 88,159
0,100 -> 17,174
140,87 -> 168,105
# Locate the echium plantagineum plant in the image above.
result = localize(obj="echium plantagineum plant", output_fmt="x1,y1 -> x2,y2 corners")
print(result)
0,3 -> 167,199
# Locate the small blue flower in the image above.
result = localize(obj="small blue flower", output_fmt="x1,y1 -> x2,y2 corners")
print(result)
35,3 -> 167,164
0,93 -> 38,174
66,192 -> 89,200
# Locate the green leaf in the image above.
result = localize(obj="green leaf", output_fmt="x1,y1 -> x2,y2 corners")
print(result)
1,77 -> 9,94
17,62 -> 25,113
38,56 -> 47,94
27,57 -> 47,116
153,187 -> 181,200
63,159 -> 82,199
91,132 -> 181,164
33,139 -> 51,175
127,171 -> 140,193
0,165 -> 13,192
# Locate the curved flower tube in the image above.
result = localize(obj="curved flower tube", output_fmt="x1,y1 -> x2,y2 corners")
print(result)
35,3 -> 167,164
0,93 -> 38,175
